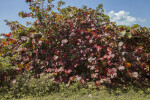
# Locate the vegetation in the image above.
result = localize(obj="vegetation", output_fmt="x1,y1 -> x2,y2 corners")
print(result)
0,71 -> 150,99
0,0 -> 150,99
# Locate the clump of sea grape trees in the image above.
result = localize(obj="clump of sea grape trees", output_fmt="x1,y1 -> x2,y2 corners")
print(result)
0,0 -> 150,88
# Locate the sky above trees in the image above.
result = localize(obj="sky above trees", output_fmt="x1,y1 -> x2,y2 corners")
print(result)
0,0 -> 150,34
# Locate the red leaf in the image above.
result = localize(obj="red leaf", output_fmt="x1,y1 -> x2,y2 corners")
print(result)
46,40 -> 49,44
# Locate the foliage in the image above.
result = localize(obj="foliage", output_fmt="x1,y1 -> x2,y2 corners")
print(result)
1,80 -> 150,100
0,71 -> 59,99
0,56 -> 18,86
1,71 -> 150,100
0,0 -> 150,90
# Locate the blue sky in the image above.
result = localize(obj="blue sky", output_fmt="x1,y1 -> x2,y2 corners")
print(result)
0,0 -> 150,35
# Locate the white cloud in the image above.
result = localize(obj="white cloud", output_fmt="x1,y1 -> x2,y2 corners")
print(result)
108,10 -> 146,26
137,18 -> 146,22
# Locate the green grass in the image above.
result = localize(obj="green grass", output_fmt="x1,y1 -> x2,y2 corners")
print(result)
14,88 -> 150,100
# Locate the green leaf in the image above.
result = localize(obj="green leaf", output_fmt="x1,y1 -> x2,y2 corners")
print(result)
48,0 -> 54,3
0,57 -> 17,72
29,6 -> 35,12
98,4 -> 103,9
18,11 -> 24,17
132,24 -> 139,28
51,11 -> 55,15
120,30 -> 126,37
25,0 -> 31,3
126,32 -> 132,39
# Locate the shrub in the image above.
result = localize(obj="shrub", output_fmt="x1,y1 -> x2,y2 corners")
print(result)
0,71 -> 59,99
0,0 -> 150,89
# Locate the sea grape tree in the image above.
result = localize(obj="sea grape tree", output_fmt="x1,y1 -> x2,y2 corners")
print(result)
0,0 -> 150,87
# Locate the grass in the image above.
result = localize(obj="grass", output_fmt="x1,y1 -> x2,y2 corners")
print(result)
13,88 -> 150,100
